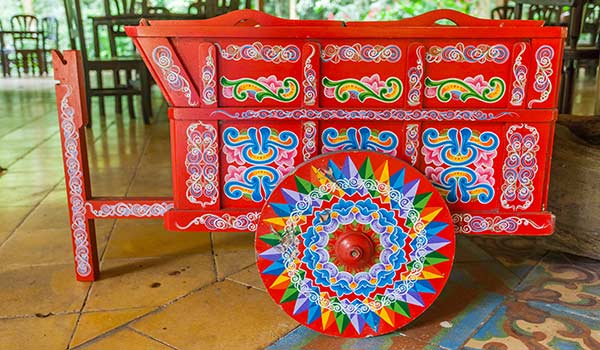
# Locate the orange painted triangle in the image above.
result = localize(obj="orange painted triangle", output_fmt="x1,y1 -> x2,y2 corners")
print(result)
270,274 -> 290,290
420,207 -> 443,224
374,161 -> 390,186
263,217 -> 287,229
378,307 -> 396,327
420,266 -> 445,280
321,308 -> 335,330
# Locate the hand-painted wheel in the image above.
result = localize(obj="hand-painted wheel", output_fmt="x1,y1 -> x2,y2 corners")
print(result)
256,151 -> 455,338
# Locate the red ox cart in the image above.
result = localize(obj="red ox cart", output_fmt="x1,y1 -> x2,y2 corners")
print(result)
52,9 -> 565,337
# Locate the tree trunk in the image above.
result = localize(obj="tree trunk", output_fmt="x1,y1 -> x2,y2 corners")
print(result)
544,117 -> 600,259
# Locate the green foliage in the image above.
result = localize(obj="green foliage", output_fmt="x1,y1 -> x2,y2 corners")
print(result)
296,0 -> 474,20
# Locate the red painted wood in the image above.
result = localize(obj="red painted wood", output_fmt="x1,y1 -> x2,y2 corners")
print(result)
52,50 -> 100,282
85,198 -> 174,219
52,10 -> 567,285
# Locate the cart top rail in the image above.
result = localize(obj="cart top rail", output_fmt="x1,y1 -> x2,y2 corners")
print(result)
125,9 -> 566,39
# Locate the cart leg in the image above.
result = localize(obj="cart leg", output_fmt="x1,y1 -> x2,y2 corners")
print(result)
52,50 -> 100,281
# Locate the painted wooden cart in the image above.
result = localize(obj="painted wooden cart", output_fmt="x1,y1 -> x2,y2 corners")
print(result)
52,9 -> 566,338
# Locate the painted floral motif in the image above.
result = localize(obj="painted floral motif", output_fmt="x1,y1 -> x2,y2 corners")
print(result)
454,214 -> 549,234
322,74 -> 403,103
510,43 -> 528,106
424,75 -> 505,103
405,124 -> 419,166
303,45 -> 317,106
321,43 -> 402,63
321,126 -> 399,156
407,46 -> 424,106
176,212 -> 260,231
302,121 -> 317,161
216,42 -> 300,63
59,85 -> 92,277
152,45 -> 197,106
213,109 -> 518,121
426,43 -> 509,64
86,202 -> 174,218
422,127 -> 499,204
528,45 -> 554,108
186,122 -> 218,206
223,126 -> 298,202
201,46 -> 216,105
501,124 -> 539,210
221,75 -> 299,103
257,154 -> 454,336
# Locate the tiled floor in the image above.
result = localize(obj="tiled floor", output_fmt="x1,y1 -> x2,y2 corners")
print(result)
0,76 -> 599,350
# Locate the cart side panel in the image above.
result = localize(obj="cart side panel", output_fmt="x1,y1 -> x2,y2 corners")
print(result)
526,38 -> 564,109
499,121 -> 553,212
422,39 -> 515,109
318,40 -> 408,108
171,117 -> 220,210
219,120 -> 304,209
419,122 -> 504,212
135,37 -> 201,107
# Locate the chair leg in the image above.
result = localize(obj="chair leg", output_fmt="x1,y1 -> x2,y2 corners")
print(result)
97,69 -> 106,117
126,70 -> 136,119
140,67 -> 152,124
114,69 -> 123,115
561,59 -> 576,114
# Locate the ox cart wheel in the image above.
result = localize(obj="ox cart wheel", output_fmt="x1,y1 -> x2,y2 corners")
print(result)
256,151 -> 455,337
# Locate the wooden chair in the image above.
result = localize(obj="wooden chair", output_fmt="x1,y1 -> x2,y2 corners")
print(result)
10,14 -> 45,76
490,5 -> 515,19
147,6 -> 170,15
0,20 -> 14,77
527,4 -> 564,25
63,0 -> 151,124
41,17 -> 59,74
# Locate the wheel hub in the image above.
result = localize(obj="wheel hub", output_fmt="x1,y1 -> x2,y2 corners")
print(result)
335,231 -> 376,271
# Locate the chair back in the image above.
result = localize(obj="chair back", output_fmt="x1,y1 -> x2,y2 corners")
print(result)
582,3 -> 600,47
10,15 -> 40,49
147,6 -> 170,15
62,0 -> 88,57
105,0 -> 144,16
527,5 -> 563,25
490,6 -> 515,20
41,17 -> 59,49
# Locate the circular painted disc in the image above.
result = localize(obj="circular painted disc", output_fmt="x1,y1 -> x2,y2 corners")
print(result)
256,151 -> 455,338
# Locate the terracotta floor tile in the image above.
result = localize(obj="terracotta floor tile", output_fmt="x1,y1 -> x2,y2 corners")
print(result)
102,219 -> 212,259
0,314 -> 78,350
70,307 -> 154,348
0,206 -> 32,242
214,249 -> 256,280
77,328 -> 174,350
212,230 -> 255,252
0,185 -> 52,207
0,169 -> 64,188
226,264 -> 265,291
212,231 -> 256,279
84,254 -> 215,311
0,228 -> 78,269
0,264 -> 89,317
131,280 -> 297,350
17,191 -> 70,232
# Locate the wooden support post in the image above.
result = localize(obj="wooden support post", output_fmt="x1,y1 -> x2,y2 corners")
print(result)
52,50 -> 100,282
